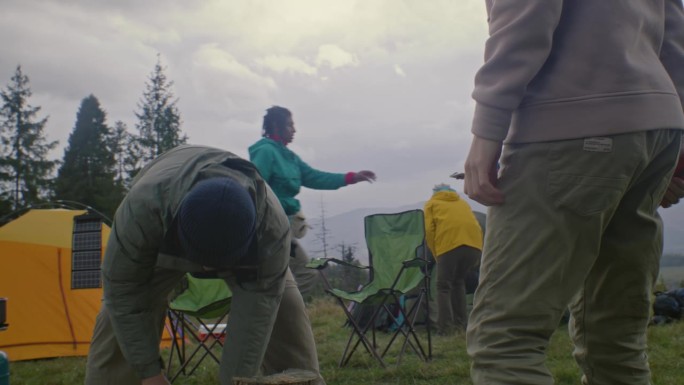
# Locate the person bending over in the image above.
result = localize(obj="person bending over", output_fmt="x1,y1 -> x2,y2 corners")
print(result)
85,144 -> 325,385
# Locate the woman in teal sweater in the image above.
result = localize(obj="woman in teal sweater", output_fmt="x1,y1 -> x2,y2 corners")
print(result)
249,106 -> 375,296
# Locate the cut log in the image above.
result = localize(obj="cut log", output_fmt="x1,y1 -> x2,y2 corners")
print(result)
233,369 -> 318,385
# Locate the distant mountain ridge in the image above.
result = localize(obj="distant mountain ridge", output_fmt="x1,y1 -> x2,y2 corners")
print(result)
301,200 -> 684,264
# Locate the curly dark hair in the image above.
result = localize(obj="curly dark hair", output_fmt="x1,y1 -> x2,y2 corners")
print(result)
262,106 -> 291,137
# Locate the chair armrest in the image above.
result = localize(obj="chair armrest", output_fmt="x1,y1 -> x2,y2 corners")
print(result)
402,258 -> 431,269
306,257 -> 370,270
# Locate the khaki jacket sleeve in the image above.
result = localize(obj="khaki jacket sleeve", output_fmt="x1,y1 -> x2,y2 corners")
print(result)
101,199 -> 167,379
472,0 -> 563,141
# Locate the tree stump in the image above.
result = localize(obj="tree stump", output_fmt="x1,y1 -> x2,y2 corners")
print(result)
233,369 -> 318,385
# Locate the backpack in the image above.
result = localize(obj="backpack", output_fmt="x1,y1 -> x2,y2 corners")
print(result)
347,297 -> 406,331
653,290 -> 683,321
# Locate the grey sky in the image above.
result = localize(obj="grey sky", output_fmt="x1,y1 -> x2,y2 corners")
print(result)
3,1 -> 684,245
0,0 -> 489,217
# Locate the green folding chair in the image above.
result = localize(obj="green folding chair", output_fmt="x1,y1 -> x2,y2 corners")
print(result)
308,209 -> 433,367
165,274 -> 232,382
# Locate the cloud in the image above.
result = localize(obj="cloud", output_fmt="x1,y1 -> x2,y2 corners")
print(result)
315,44 -> 359,69
108,14 -> 182,46
183,44 -> 277,147
192,44 -> 275,88
0,0 -> 489,217
256,55 -> 318,76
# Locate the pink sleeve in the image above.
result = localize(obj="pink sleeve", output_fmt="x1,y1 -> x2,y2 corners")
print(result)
344,172 -> 356,185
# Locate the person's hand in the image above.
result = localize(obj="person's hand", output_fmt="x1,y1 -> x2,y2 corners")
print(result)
353,170 -> 376,183
464,136 -> 504,206
142,374 -> 171,385
661,177 -> 684,208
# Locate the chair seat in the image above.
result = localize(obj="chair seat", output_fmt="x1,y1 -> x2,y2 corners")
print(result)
330,287 -> 410,305
165,274 -> 232,382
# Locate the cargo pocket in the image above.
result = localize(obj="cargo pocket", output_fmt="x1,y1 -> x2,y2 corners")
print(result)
547,173 -> 625,216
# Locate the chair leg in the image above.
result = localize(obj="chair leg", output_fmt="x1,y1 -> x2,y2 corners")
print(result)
382,293 -> 430,365
178,316 -> 225,375
423,272 -> 433,360
402,292 -> 430,362
165,311 -> 229,382
336,297 -> 387,368
165,310 -> 185,381
339,292 -> 433,367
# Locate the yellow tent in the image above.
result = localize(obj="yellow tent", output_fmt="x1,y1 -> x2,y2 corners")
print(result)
0,209 -> 110,361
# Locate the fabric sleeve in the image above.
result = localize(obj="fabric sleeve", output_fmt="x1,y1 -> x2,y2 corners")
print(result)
344,172 -> 356,185
298,156 -> 347,190
101,200 -> 166,379
249,146 -> 275,182
661,0 -> 684,112
471,0 -> 564,141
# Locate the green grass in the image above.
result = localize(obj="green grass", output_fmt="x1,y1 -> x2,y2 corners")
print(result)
8,296 -> 684,384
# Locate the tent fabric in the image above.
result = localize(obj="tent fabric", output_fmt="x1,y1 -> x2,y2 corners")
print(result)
0,209 -> 88,248
0,209 -> 111,361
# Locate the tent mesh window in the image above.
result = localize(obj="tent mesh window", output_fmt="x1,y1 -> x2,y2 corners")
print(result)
71,213 -> 103,289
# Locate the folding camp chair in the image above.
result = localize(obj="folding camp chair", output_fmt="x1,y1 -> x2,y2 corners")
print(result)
307,209 -> 433,367
165,274 -> 232,383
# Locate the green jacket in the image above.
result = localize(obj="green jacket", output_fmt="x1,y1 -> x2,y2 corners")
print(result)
248,138 -> 347,216
102,145 -> 291,379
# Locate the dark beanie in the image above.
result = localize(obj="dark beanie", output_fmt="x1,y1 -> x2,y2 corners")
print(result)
177,177 -> 256,268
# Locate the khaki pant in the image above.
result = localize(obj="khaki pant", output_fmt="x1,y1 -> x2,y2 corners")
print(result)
85,269 -> 324,385
467,130 -> 681,385
289,238 -> 320,298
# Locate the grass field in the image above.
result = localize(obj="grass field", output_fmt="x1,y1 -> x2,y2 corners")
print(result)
8,296 -> 684,385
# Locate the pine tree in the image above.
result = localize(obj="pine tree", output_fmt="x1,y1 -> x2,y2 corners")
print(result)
0,65 -> 58,212
339,243 -> 365,291
326,243 -> 367,292
133,55 -> 186,175
0,193 -> 11,220
54,95 -> 124,219
109,120 -> 142,189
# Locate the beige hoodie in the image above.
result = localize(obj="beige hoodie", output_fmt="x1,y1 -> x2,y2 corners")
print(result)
472,0 -> 684,144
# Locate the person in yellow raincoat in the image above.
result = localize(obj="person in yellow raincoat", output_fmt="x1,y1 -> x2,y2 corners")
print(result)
423,183 -> 483,335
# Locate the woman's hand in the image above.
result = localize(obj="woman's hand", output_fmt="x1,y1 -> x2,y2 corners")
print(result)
353,170 -> 376,183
